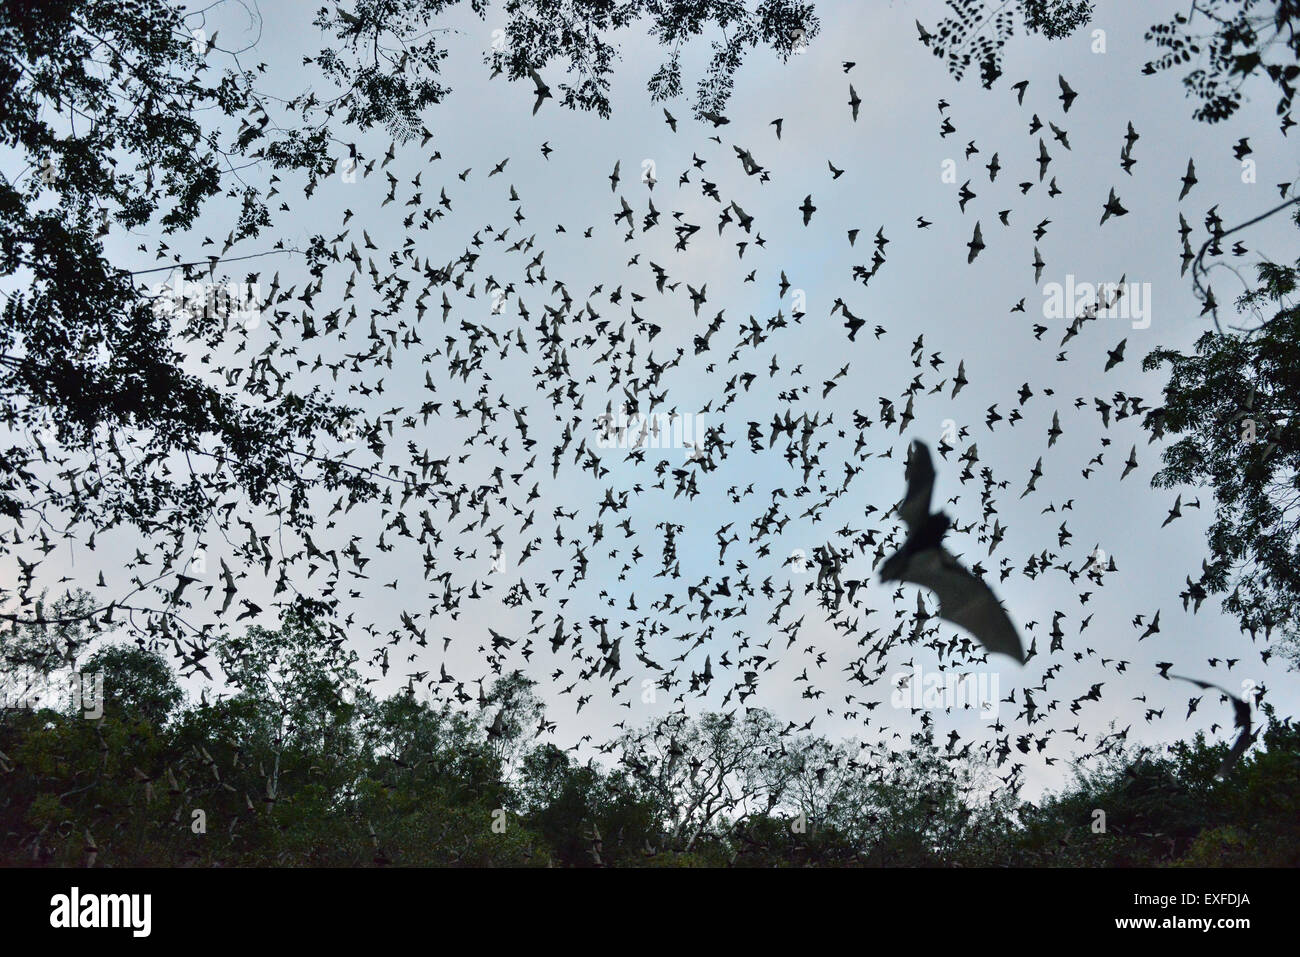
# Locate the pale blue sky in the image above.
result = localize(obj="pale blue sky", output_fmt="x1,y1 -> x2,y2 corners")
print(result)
12,0 -> 1298,800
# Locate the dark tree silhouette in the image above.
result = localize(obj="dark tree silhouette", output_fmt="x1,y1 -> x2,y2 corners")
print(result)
1,0 -> 812,638
1143,0 -> 1300,129
1145,214 -> 1300,661
917,0 -> 1094,88
0,0 -> 375,596
312,0 -> 818,134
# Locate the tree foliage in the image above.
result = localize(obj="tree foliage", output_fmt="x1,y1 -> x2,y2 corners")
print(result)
1143,0 -> 1300,128
1144,221 -> 1300,660
310,0 -> 820,131
1,619 -> 1294,866
922,0 -> 1298,134
0,0 -> 375,642
0,0 -> 813,645
917,0 -> 1094,88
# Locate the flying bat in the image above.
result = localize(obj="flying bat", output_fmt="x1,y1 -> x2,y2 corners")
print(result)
799,194 -> 817,226
527,68 -> 551,114
966,221 -> 984,263
1058,74 -> 1077,112
880,440 -> 1025,663
1179,157 -> 1197,200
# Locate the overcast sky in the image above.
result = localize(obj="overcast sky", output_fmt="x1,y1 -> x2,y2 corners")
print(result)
13,0 -> 1299,800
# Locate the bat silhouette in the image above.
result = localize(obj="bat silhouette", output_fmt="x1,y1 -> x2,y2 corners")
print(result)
527,68 -> 551,114
880,439 -> 1025,663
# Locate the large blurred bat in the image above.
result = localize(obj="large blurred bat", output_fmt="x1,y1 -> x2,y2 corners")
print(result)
880,439 -> 1025,663
1170,674 -> 1255,779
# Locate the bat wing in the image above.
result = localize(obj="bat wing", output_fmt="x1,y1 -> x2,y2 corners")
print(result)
1171,674 -> 1253,778
904,546 -> 1025,663
898,439 -> 936,535
1170,674 -> 1245,726
1218,726 -> 1256,780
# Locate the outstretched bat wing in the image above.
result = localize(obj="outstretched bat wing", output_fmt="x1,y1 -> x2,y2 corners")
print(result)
903,546 -> 1025,663
1216,727 -> 1256,780
1170,674 -> 1254,779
